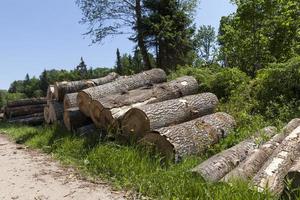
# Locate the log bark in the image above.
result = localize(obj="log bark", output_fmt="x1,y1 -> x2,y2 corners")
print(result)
6,98 -> 47,108
90,76 -> 198,129
8,114 -> 44,126
77,68 -> 167,117
121,93 -> 219,141
9,113 -> 44,121
223,119 -> 300,182
64,93 -> 78,109
46,85 -> 55,100
44,105 -> 51,124
54,72 -> 119,101
5,104 -> 46,118
48,101 -> 64,123
138,112 -> 236,162
191,126 -> 277,182
76,124 -> 97,137
63,107 -> 92,132
252,125 -> 300,195
283,157 -> 300,197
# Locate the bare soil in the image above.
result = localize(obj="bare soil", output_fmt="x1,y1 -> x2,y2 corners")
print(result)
0,134 -> 126,200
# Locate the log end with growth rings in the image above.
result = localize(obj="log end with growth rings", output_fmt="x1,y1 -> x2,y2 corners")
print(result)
90,100 -> 114,129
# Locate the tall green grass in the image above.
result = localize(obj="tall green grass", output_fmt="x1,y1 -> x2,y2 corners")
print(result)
0,122 -> 275,200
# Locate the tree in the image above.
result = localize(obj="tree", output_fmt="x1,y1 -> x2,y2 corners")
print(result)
194,25 -> 217,65
115,48 -> 123,74
39,69 -> 49,96
142,0 -> 197,72
76,0 -> 153,69
219,0 -> 300,77
76,57 -> 88,78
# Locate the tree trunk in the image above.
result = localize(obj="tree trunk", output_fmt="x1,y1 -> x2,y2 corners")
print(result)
191,126 -> 277,182
5,104 -> 46,118
48,101 -> 64,123
76,124 -> 97,137
54,72 -> 119,101
223,119 -> 300,182
252,125 -> 300,195
6,98 -> 47,108
63,107 -> 92,132
90,76 -> 198,129
8,114 -> 44,126
120,93 -> 218,141
64,93 -> 78,109
77,68 -> 167,117
138,112 -> 236,162
46,85 -> 55,100
135,0 -> 152,70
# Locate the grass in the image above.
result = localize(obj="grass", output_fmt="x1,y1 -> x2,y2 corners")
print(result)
0,122 -> 277,200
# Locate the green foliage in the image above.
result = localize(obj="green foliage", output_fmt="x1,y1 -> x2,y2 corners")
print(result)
0,90 -> 26,108
219,0 -> 300,77
75,57 -> 88,78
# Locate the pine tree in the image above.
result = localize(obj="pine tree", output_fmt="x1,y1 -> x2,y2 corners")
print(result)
115,48 -> 123,75
39,69 -> 49,96
76,57 -> 88,78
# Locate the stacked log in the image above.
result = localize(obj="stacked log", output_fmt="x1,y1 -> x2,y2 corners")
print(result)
64,93 -> 78,109
54,72 -> 119,101
138,112 -> 236,162
223,118 -> 300,182
63,107 -> 92,132
46,85 -> 55,101
89,76 -> 198,129
190,126 -> 277,182
44,101 -> 64,124
252,125 -> 300,195
77,68 -> 167,117
120,93 -> 219,141
76,124 -> 97,136
4,98 -> 47,125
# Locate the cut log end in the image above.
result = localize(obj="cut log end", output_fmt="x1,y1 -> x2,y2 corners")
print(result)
90,100 -> 115,129
77,92 -> 92,117
138,132 -> 175,162
121,108 -> 150,140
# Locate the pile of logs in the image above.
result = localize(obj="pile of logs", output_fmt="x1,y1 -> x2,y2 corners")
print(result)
3,98 -> 47,125
191,118 -> 300,197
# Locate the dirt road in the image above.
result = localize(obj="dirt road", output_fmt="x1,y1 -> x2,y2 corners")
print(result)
0,134 -> 126,200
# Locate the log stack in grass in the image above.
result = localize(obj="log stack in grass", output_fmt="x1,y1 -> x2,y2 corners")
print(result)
138,112 -> 236,162
54,72 -> 119,101
89,76 -> 199,129
63,107 -> 92,132
120,93 -> 219,142
4,98 -> 47,125
44,101 -> 64,124
77,68 -> 167,117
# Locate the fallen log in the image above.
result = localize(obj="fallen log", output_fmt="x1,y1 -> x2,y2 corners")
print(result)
76,124 -> 97,136
9,113 -> 44,121
223,119 -> 300,182
191,126 -> 277,182
252,125 -> 300,195
121,93 -> 219,141
6,98 -> 47,108
54,72 -> 119,101
90,76 -> 198,129
44,105 -> 51,124
64,107 -> 92,132
138,112 -> 236,162
8,114 -> 44,126
64,93 -> 78,109
5,104 -> 46,118
283,156 -> 300,197
77,68 -> 167,117
46,85 -> 55,100
48,101 -> 64,123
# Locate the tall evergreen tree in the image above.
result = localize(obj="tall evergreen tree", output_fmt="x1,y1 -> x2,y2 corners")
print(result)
39,69 -> 49,95
76,57 -> 88,78
115,48 -> 123,75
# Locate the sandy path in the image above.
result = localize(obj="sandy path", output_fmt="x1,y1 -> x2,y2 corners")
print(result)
0,134 -> 126,200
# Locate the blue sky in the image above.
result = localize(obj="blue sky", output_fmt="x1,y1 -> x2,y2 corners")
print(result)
0,0 -> 236,90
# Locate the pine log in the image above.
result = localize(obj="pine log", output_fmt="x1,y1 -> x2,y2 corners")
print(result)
46,85 -> 55,100
121,93 -> 219,141
191,126 -> 277,182
5,104 -> 46,118
48,101 -> 64,123
90,76 -> 198,129
64,107 -> 92,132
252,125 -> 300,195
77,68 -> 167,117
76,124 -> 97,136
64,93 -> 78,109
44,105 -> 51,124
138,112 -> 236,161
8,115 -> 44,126
223,119 -> 300,182
6,98 -> 47,108
54,72 -> 119,101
